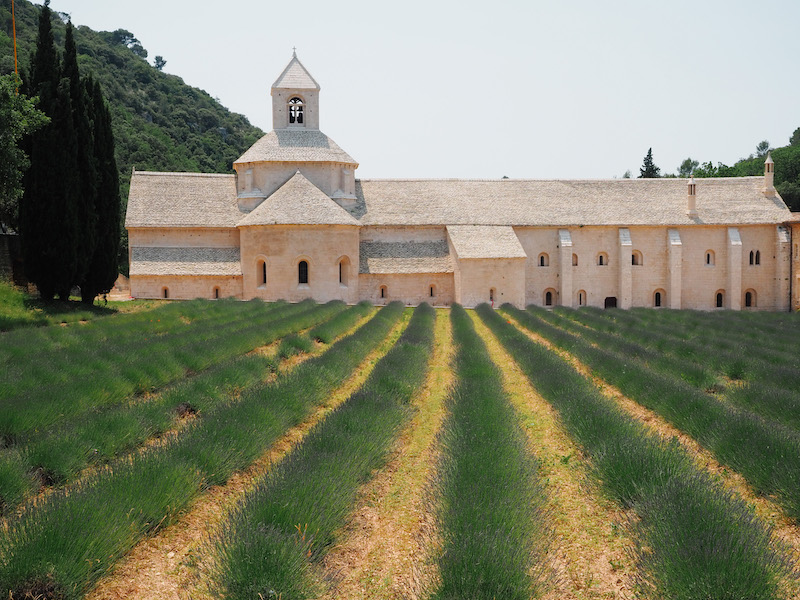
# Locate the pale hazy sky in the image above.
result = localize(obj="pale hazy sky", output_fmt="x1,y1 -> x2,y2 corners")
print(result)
44,0 -> 800,180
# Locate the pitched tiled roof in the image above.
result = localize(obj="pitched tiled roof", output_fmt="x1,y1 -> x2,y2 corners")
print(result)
126,172 -> 242,228
237,172 -> 360,227
447,225 -> 527,259
126,172 -> 792,231
355,177 -> 790,226
129,247 -> 241,276
272,54 -> 320,90
234,130 -> 357,165
359,241 -> 452,274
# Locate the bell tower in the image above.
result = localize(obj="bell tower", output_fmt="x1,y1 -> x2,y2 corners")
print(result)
271,50 -> 321,130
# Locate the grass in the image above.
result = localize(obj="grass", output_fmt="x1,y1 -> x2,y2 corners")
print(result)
481,304 -> 789,600
552,306 -> 800,433
211,303 -> 435,599
0,303 -> 406,599
519,305 -> 800,522
1,298 -> 310,440
308,300 -> 373,344
276,333 -> 315,359
0,300 -> 352,514
0,278 -> 155,331
430,305 -> 549,600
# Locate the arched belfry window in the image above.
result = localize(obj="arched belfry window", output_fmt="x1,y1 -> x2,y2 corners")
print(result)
288,97 -> 304,125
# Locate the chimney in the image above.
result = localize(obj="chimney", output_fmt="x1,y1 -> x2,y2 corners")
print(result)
687,177 -> 698,218
763,152 -> 775,196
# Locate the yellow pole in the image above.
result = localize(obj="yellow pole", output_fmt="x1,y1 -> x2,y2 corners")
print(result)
11,0 -> 19,91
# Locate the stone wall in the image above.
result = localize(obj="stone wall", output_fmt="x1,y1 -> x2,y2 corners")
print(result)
515,224 -> 790,311
131,275 -> 243,300
358,273 -> 454,306
240,224 -> 360,303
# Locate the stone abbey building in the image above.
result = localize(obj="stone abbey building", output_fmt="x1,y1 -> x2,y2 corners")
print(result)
126,53 -> 799,311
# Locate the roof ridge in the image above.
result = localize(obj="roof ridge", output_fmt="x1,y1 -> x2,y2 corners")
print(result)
134,171 -> 234,178
357,176 -> 764,183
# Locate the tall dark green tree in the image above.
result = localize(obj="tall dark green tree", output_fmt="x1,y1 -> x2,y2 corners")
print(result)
20,0 -> 80,300
639,147 -> 661,178
81,78 -> 120,303
63,21 -> 98,286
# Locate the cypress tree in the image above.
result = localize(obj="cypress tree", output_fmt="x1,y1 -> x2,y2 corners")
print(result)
639,147 -> 661,179
81,79 -> 121,303
63,22 -> 98,288
20,0 -> 80,300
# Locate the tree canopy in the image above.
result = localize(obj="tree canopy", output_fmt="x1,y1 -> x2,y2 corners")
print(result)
0,74 -> 48,231
677,158 -> 699,178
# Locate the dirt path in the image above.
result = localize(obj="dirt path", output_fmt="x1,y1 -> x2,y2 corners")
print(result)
471,312 -> 635,600
502,309 -> 800,597
86,310 -> 405,600
318,308 -> 453,600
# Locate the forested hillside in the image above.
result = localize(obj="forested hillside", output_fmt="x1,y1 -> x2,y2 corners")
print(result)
0,0 -> 263,270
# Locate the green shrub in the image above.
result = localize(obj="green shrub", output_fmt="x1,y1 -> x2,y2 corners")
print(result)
481,304 -> 787,599
431,305 -> 549,599
212,304 -> 434,599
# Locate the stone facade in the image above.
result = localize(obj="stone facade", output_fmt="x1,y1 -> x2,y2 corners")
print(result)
125,53 -> 797,311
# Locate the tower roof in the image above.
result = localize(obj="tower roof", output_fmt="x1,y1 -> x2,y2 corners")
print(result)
233,130 -> 357,165
272,52 -> 320,91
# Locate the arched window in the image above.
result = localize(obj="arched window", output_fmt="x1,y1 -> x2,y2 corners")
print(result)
298,260 -> 309,285
338,257 -> 350,287
213,287 -> 220,299
162,287 -> 169,299
544,289 -> 555,306
577,290 -> 586,307
654,289 -> 665,307
288,97 -> 304,124
705,250 -> 715,266
538,253 -> 549,267
749,250 -> 754,265
745,289 -> 756,308
716,291 -> 724,308
597,252 -> 608,266
632,250 -> 643,266
257,259 -> 267,287
429,284 -> 436,298
572,253 -> 578,266
755,250 -> 761,265
379,285 -> 387,300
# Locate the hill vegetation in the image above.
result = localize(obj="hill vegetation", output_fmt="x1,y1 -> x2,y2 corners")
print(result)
0,0 -> 263,272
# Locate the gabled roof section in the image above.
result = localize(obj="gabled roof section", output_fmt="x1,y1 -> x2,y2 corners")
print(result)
272,52 -> 320,90
126,171 -> 241,228
359,241 -> 452,274
130,247 -> 241,276
234,130 -> 357,165
447,225 -> 527,259
237,172 -> 360,227
355,177 -> 791,227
